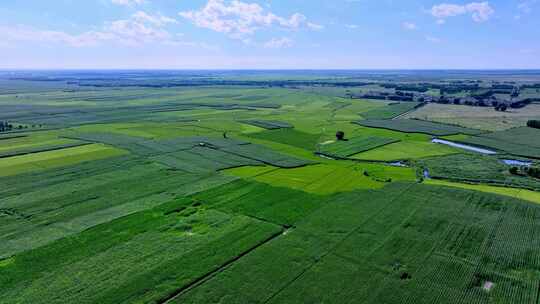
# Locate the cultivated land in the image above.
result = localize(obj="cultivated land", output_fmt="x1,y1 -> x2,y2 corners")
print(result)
1,70 -> 540,304
405,103 -> 540,131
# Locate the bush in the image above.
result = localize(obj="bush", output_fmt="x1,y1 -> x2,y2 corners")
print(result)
509,167 -> 519,175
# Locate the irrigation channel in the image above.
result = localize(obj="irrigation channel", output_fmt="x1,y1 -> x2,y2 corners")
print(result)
431,139 -> 497,154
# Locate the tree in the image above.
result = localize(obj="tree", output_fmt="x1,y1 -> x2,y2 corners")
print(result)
0,121 -> 13,133
509,167 -> 519,175
336,131 -> 345,141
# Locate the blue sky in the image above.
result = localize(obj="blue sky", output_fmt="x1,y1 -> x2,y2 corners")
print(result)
0,0 -> 538,69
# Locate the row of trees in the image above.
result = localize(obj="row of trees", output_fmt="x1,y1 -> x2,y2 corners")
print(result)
0,121 -> 13,132
509,166 -> 540,179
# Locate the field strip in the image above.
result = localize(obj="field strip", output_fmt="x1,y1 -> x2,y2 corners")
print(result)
262,183 -> 416,303
0,142 -> 92,159
160,227 -> 285,304
425,179 -> 540,205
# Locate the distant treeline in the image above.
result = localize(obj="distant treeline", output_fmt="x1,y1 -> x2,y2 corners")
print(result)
0,121 -> 13,132
527,120 -> 540,129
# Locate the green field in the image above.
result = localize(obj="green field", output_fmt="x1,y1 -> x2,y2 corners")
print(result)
405,103 -> 540,131
351,140 -> 460,161
361,102 -> 421,119
459,127 -> 540,158
319,136 -> 399,158
355,119 -> 484,136
1,72 -> 540,304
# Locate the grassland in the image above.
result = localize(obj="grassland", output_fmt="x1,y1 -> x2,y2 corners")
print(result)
1,73 -> 540,304
459,127 -> 540,158
319,136 -> 399,158
361,102 -> 420,119
351,140 -> 460,161
0,144 -> 127,177
420,153 -> 540,190
356,119 -> 484,136
405,103 -> 540,131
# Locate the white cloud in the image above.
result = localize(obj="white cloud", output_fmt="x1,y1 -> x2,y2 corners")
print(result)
111,0 -> 146,6
0,12 -> 189,48
431,2 -> 494,23
307,22 -> 324,31
515,0 -> 534,19
426,36 -> 442,43
518,0 -> 537,14
264,37 -> 293,49
179,0 -> 320,38
346,24 -> 359,29
402,22 -> 417,30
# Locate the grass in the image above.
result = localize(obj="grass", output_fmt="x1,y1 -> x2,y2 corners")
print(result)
425,179 -> 540,205
3,78 -> 540,304
405,103 -> 540,131
361,102 -> 420,119
0,144 -> 127,177
225,163 -> 416,195
173,183 -> 540,304
319,136 -> 399,158
245,128 -> 322,151
420,153 -> 540,191
0,199 -> 281,304
351,140 -> 460,161
355,119 -> 483,136
459,127 -> 540,158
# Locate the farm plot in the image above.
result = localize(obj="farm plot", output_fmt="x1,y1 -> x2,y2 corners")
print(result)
361,102 -> 421,120
225,163 -> 416,195
351,140 -> 460,161
171,183 -> 540,304
0,131 -> 81,155
218,143 -> 315,168
355,119 -> 483,136
241,120 -> 293,130
459,127 -> 540,158
404,103 -> 540,131
0,163 -> 233,258
0,199 -> 281,304
191,179 -> 327,226
245,128 -> 322,151
0,144 -> 127,177
426,179 -> 540,205
151,146 -> 262,174
319,136 -> 399,158
420,153 -> 540,191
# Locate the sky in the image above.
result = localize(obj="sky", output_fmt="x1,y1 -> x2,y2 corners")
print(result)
0,0 -> 539,69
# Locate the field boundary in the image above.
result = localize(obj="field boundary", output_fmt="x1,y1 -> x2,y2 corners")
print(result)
160,227 -> 285,304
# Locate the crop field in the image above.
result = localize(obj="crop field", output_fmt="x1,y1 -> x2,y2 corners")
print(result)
319,136 -> 399,158
356,119 -> 484,136
1,72 -> 540,304
458,127 -> 540,159
405,103 -> 540,131
420,153 -> 540,190
361,102 -> 421,120
351,140 -> 460,161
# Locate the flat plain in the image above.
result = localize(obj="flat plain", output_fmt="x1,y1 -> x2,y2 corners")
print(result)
1,71 -> 540,304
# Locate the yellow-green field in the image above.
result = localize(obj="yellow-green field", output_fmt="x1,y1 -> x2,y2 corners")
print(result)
426,179 -> 540,205
224,163 -> 416,195
404,103 -> 540,131
351,140 -> 460,161
0,144 -> 127,177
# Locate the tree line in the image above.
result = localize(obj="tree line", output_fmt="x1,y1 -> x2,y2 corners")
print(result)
527,120 -> 540,129
0,121 -> 13,132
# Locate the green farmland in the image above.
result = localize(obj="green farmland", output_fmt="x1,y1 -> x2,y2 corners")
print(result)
1,71 -> 540,304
